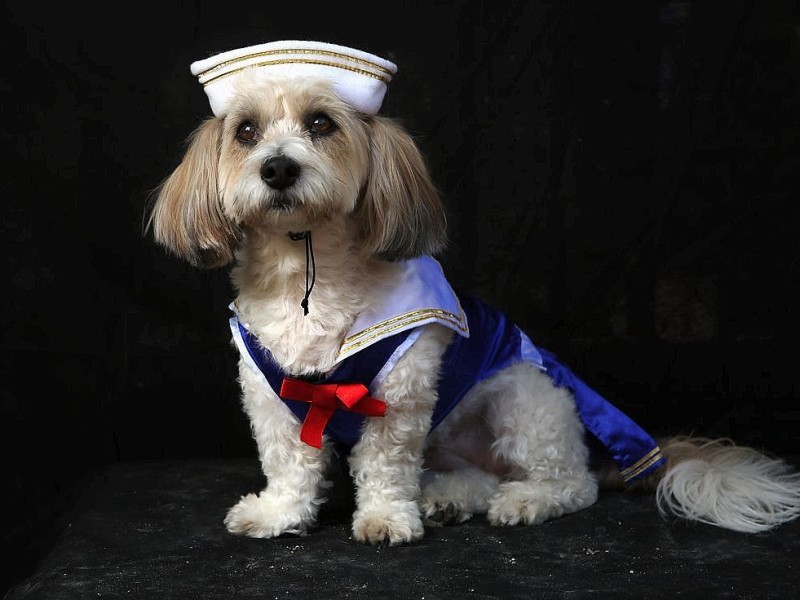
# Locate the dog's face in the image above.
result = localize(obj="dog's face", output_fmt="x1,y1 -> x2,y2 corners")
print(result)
218,78 -> 371,234
149,76 -> 447,267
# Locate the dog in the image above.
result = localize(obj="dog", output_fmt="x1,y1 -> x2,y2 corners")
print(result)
148,40 -> 800,546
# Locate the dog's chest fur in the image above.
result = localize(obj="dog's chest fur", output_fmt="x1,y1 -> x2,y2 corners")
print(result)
231,226 -> 399,377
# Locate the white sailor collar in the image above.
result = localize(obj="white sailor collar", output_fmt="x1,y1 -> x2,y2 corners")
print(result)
336,256 -> 469,361
229,256 -> 469,364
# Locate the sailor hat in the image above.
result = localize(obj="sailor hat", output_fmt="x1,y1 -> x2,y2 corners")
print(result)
190,40 -> 398,117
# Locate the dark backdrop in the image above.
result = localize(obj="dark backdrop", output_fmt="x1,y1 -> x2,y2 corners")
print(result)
3,0 -> 799,593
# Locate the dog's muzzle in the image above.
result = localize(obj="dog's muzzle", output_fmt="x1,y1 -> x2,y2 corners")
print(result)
261,155 -> 301,190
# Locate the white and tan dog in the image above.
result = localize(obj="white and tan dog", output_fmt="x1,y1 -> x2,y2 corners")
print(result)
149,41 -> 800,545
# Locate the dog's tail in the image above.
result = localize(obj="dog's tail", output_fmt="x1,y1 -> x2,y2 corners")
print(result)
599,435 -> 800,533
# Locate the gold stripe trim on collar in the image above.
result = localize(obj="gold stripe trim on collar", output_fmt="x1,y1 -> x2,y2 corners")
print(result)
338,307 -> 467,358
621,446 -> 665,482
344,307 -> 467,343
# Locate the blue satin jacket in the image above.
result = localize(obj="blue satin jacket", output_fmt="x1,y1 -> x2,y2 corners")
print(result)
231,291 -> 665,485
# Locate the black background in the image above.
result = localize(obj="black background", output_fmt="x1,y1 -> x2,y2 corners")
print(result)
3,0 -> 799,593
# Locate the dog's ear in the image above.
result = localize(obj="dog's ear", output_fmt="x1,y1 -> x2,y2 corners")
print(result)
146,117 -> 240,268
357,116 -> 447,261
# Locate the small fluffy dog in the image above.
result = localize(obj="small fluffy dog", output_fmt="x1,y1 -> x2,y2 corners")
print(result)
149,41 -> 800,545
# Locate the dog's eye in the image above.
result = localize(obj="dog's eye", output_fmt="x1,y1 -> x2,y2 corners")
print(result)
236,122 -> 259,144
309,114 -> 336,136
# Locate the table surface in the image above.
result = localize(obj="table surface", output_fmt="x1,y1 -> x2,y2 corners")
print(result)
6,457 -> 800,600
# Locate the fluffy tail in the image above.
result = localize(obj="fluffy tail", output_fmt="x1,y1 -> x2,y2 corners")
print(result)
637,436 -> 800,533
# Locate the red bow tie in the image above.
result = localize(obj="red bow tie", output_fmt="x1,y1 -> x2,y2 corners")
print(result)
279,378 -> 387,448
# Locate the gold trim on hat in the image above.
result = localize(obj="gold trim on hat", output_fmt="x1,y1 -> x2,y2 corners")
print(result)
197,48 -> 394,86
620,446 -> 665,483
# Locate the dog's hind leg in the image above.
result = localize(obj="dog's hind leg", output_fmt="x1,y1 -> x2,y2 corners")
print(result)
419,464 -> 500,526
420,400 -> 504,525
481,362 -> 599,526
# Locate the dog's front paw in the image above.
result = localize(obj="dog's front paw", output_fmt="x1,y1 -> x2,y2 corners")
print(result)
351,503 -> 424,546
224,492 -> 315,538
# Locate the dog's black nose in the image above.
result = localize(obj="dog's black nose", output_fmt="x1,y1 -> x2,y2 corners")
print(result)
261,156 -> 300,190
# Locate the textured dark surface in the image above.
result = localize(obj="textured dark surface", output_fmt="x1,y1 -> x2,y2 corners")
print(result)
6,459 -> 800,600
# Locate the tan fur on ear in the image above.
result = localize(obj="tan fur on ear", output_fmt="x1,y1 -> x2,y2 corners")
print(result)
147,118 -> 240,268
357,116 -> 447,260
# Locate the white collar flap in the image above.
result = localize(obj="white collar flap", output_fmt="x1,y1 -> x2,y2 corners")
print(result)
336,256 -> 468,362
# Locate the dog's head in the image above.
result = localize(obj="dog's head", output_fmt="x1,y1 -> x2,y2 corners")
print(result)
148,76 -> 446,267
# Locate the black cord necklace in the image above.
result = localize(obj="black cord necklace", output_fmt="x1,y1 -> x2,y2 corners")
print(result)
288,230 -> 316,315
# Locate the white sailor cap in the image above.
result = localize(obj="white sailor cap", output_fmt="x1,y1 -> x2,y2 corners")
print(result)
190,40 -> 398,117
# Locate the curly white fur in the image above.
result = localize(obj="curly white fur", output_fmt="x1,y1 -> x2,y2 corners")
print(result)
654,437 -> 800,533
149,74 -> 800,545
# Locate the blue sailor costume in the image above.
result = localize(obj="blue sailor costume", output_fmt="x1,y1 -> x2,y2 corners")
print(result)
230,256 -> 665,485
